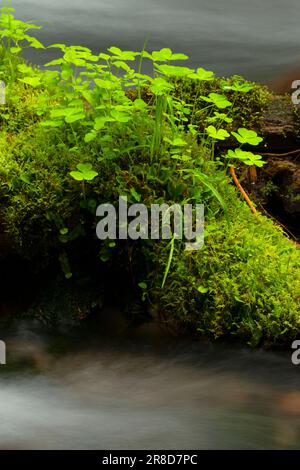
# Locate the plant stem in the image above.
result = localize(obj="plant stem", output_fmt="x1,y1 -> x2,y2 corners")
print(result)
230,166 -> 257,215
161,235 -> 175,289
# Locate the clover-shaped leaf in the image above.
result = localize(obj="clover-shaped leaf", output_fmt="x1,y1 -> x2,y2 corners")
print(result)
107,46 -> 137,61
70,171 -> 84,181
207,112 -> 233,124
150,77 -> 174,95
156,64 -> 194,77
231,128 -> 263,146
70,163 -> 98,181
189,67 -> 215,81
164,137 -> 187,147
222,83 -> 254,93
201,93 -> 232,109
110,109 -> 131,123
206,125 -> 230,140
19,76 -> 42,87
170,53 -> 189,61
151,48 -> 174,61
226,149 -> 266,167
133,99 -> 147,110
151,48 -> 189,62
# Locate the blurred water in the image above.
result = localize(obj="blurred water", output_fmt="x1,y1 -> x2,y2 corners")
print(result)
0,325 -> 300,450
12,0 -> 300,81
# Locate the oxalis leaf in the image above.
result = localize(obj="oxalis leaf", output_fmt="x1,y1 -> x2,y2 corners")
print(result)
156,64 -> 194,77
226,149 -> 266,167
83,170 -> 99,181
70,163 -> 98,182
150,77 -> 174,95
18,76 -> 41,87
84,131 -> 97,143
206,125 -> 230,140
70,171 -> 84,181
77,163 -> 93,173
231,128 -> 263,146
189,67 -> 215,81
164,137 -> 187,147
151,48 -> 188,62
201,93 -> 232,109
65,112 -> 85,123
207,112 -> 233,124
108,46 -> 137,61
222,83 -> 254,93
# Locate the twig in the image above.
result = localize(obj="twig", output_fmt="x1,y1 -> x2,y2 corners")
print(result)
230,166 -> 257,215
260,149 -> 300,158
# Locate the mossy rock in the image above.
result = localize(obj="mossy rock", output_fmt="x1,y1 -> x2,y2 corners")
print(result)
0,55 -> 299,348
172,75 -> 270,133
146,184 -> 300,348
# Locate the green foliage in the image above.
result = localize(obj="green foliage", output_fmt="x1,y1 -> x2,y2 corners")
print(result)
172,74 -> 270,131
70,163 -> 98,182
0,7 -> 298,347
0,5 -> 43,84
231,128 -> 263,146
206,125 -> 230,141
147,185 -> 300,347
201,92 -> 232,109
226,149 -> 266,167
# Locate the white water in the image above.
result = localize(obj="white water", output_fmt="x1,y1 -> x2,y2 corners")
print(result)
0,329 -> 300,449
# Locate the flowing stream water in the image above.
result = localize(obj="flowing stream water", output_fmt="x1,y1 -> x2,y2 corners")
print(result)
13,0 -> 300,82
0,321 -> 300,449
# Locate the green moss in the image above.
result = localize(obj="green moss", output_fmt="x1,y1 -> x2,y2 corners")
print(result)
172,75 -> 270,132
292,100 -> 300,139
0,83 -> 41,130
146,182 -> 300,347
0,123 -> 80,257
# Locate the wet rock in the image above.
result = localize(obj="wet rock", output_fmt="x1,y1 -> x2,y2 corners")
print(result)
259,157 -> 300,237
264,159 -> 300,214
24,276 -> 104,330
261,96 -> 299,149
